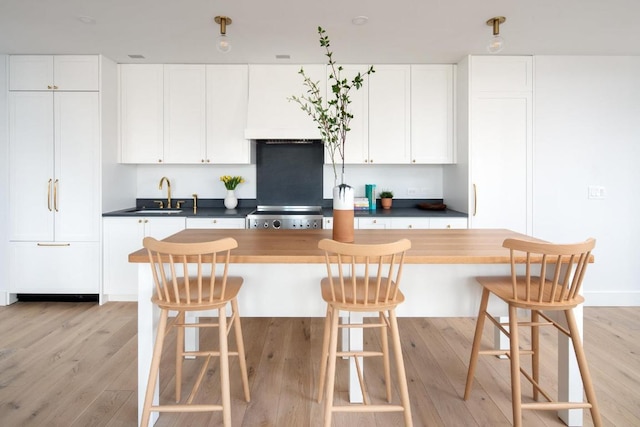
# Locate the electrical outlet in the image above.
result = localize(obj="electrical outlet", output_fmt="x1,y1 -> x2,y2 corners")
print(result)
407,187 -> 418,196
588,185 -> 606,200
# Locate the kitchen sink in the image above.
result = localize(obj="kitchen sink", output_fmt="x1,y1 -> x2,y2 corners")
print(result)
127,209 -> 183,214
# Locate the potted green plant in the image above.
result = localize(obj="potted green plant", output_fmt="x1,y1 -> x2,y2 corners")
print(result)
289,27 -> 374,242
379,190 -> 394,210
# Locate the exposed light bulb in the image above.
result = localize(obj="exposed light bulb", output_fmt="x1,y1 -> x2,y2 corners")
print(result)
487,35 -> 504,53
217,34 -> 232,53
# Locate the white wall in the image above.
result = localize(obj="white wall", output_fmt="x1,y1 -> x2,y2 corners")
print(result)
134,163 -> 444,202
0,56 -> 9,304
534,56 -> 640,305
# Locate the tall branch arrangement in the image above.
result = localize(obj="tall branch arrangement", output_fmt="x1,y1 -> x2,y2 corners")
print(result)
289,26 -> 374,185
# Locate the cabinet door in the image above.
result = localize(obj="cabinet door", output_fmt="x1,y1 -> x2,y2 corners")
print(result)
55,92 -> 101,242
246,64 -> 325,139
53,55 -> 100,91
340,65 -> 370,165
368,65 -> 411,164
9,55 -> 53,90
102,217 -> 185,299
206,65 -> 250,164
102,218 -> 145,298
9,55 -> 99,91
411,65 -> 455,164
9,92 -> 55,241
357,218 -> 391,229
186,217 -> 246,229
164,65 -> 206,163
429,217 -> 468,229
10,242 -> 99,293
470,94 -> 531,233
390,218 -> 431,229
119,64 -> 164,163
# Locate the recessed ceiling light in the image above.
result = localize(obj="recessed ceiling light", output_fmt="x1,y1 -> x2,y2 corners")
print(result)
351,16 -> 369,25
77,16 -> 96,25
128,54 -> 145,59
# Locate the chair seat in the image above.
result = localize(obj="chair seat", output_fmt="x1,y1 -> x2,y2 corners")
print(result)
476,275 -> 584,310
153,276 -> 244,311
321,277 -> 405,311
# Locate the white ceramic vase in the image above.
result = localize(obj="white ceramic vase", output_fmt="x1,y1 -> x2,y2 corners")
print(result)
224,189 -> 238,209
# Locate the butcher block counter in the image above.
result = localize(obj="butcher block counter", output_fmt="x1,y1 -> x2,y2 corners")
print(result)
131,228 -> 586,426
128,228 -> 536,264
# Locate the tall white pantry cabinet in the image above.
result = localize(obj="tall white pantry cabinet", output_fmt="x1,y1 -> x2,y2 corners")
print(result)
8,55 -> 108,294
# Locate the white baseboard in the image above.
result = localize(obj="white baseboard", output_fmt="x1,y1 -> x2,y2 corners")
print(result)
584,291 -> 640,306
101,294 -> 137,303
0,292 -> 18,306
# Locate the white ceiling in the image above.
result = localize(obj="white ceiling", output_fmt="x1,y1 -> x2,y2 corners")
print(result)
1,0 -> 640,65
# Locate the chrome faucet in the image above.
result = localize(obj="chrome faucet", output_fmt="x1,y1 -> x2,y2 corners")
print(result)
158,176 -> 171,209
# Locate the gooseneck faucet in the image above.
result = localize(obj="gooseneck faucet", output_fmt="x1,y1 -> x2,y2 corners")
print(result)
159,176 -> 171,209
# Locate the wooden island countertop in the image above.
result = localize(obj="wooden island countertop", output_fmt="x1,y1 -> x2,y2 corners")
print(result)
129,228 -> 540,264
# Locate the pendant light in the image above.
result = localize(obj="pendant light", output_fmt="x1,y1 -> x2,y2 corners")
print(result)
215,15 -> 232,53
486,16 -> 506,53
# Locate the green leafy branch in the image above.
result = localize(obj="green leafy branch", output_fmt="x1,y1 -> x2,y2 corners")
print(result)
289,26 -> 374,184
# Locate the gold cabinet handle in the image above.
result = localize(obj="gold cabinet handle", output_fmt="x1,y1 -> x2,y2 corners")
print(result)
473,183 -> 477,217
47,179 -> 52,211
53,179 -> 59,212
37,243 -> 70,247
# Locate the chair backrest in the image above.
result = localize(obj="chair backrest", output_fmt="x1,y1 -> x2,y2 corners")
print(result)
143,236 -> 237,306
318,238 -> 411,306
503,237 -> 596,305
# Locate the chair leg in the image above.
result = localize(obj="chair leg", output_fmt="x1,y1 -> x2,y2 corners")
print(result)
323,306 -> 340,427
464,287 -> 490,400
141,308 -> 169,427
231,298 -> 251,402
509,305 -> 522,427
175,311 -> 185,402
380,311 -> 392,402
389,309 -> 413,427
565,309 -> 603,427
531,309 -> 540,401
317,305 -> 332,403
218,305 -> 231,427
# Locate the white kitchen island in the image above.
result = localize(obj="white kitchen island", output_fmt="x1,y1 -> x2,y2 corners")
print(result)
130,228 -> 588,426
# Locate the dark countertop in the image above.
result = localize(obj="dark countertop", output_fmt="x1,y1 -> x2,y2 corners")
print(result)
103,198 -> 468,219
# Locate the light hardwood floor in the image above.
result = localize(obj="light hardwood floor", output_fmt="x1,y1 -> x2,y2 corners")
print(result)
0,302 -> 638,426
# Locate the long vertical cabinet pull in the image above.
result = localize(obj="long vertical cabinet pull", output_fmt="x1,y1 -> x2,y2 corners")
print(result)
473,183 -> 478,216
53,179 -> 59,212
47,179 -> 53,211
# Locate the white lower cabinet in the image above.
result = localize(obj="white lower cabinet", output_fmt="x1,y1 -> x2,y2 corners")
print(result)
428,217 -> 468,229
389,218 -> 431,229
325,216 -> 467,230
9,242 -> 99,294
186,217 -> 246,229
102,217 -> 185,301
357,218 -> 392,229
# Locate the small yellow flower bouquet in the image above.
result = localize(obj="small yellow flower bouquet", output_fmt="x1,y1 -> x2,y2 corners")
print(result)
220,175 -> 244,190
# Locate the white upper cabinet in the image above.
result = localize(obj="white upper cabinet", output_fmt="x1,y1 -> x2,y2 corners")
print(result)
9,55 -> 99,91
471,56 -> 532,93
411,65 -> 455,163
119,64 -> 250,164
342,65 -> 412,164
119,64 -> 164,163
206,65 -> 250,164
163,64 -> 207,163
367,65 -> 411,164
245,64 -> 326,139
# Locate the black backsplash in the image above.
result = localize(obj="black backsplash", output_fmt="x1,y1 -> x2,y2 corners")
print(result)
256,142 -> 324,207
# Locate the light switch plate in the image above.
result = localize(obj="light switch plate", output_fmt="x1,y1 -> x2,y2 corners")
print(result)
588,185 -> 606,199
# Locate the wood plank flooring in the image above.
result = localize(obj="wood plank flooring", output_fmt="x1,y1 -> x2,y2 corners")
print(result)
0,302 -> 638,426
